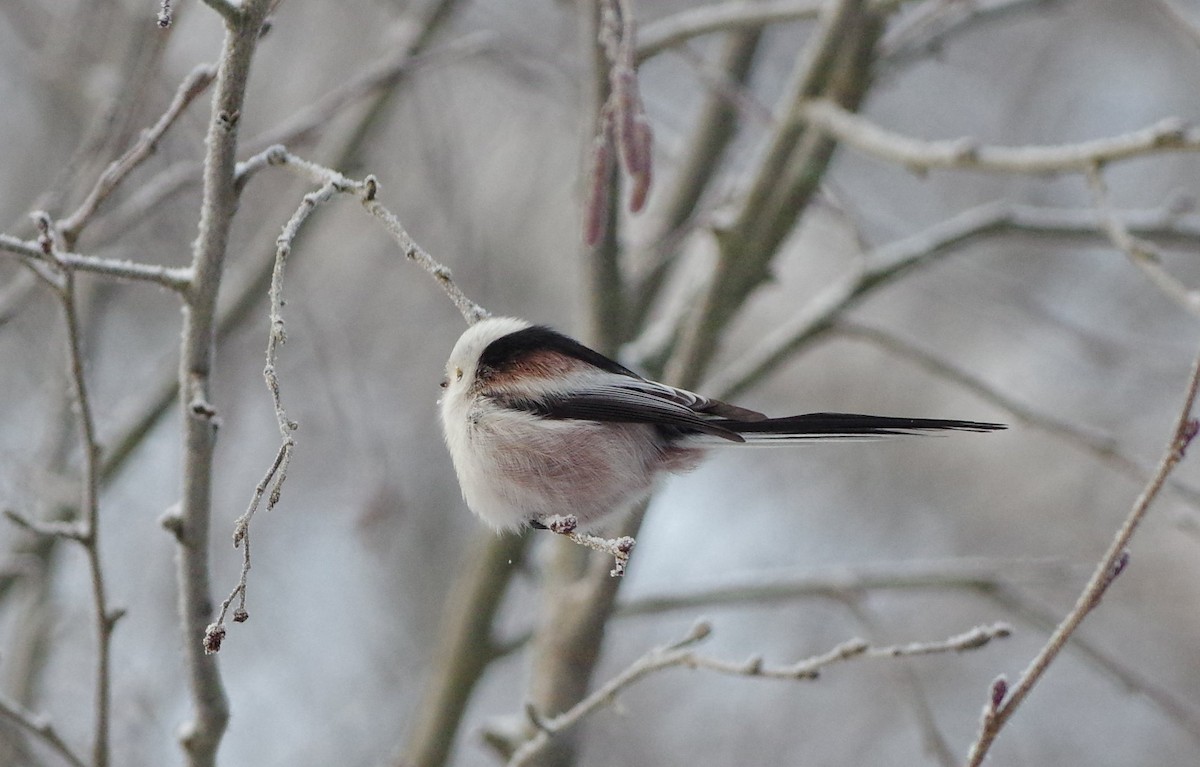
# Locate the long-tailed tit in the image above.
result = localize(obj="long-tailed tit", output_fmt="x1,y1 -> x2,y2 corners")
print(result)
439,317 -> 1004,532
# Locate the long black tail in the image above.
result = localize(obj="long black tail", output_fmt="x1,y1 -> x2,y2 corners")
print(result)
703,412 -> 1005,443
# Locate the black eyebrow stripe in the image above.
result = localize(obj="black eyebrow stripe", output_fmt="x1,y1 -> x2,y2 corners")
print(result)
478,326 -> 638,377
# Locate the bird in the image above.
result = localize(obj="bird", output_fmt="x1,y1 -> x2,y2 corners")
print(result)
439,316 -> 1004,532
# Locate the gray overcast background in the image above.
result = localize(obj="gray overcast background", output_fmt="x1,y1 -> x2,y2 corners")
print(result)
2,1 -> 1200,766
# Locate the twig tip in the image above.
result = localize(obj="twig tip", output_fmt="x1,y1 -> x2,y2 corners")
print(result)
989,675 -> 1008,711
203,623 -> 226,655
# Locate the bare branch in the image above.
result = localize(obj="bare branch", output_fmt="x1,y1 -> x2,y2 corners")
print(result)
617,557 -> 1079,617
508,620 -> 1010,766
404,531 -> 529,767
801,98 -> 1200,174
544,515 -> 636,577
57,63 -> 217,244
1084,164 -> 1200,316
963,341 -> 1200,766
614,557 -> 1200,747
90,1 -> 468,489
583,0 -> 655,249
358,182 -> 490,324
862,198 -> 1200,248
55,268 -> 117,767
87,159 -> 203,249
521,8 -> 881,766
97,27 -> 488,244
629,26 -> 766,331
0,695 -> 87,767
4,509 -> 85,542
12,213 -> 122,767
206,180 -> 339,651
239,147 -> 489,323
0,233 -> 192,292
176,1 -> 275,762
578,0 -> 627,353
665,0 -> 880,387
1152,0 -> 1200,50
204,143 -> 490,653
637,0 -> 823,61
707,199 -> 1200,400
635,0 -> 918,62
881,0 -> 1065,65
836,322 -> 1200,512
199,0 -> 241,24
981,583 -> 1200,746
844,600 -> 957,767
245,30 -> 493,156
737,1 -> 869,238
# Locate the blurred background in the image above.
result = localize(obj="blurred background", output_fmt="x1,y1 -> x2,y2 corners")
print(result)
2,0 -> 1200,765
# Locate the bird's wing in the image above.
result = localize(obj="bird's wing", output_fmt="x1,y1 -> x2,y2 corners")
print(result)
492,378 -> 748,441
617,378 -> 767,421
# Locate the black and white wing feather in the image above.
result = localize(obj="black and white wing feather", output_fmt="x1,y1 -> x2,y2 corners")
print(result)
496,378 -> 749,441
477,324 -> 1005,442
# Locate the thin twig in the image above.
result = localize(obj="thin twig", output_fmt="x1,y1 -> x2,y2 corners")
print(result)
613,557 -> 1200,747
707,198 -> 1200,400
204,181 -> 339,652
204,146 -> 489,649
243,31 -> 493,158
86,159 -> 202,249
981,583 -> 1200,746
881,0 -> 1062,65
637,0 -> 824,61
93,29 -> 489,246
14,214 -> 121,767
843,600 -> 957,767
0,695 -> 88,767
836,322 -> 1200,511
801,98 -> 1200,174
508,620 -> 1010,767
353,191 -> 485,321
962,341 -> 1200,766
90,1 -> 468,491
635,0 -> 912,62
57,63 -> 217,244
56,272 -> 117,767
616,557 -> 1079,617
0,214 -> 121,767
0,233 -> 192,291
4,509 -> 86,541
544,515 -> 636,577
860,198 -> 1200,249
250,146 -> 488,323
1084,163 -> 1200,317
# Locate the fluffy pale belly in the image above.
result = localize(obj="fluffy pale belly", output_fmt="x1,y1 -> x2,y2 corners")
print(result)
461,417 -> 663,530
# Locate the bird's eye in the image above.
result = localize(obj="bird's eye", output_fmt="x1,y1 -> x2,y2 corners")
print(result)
455,367 -> 464,381
439,379 -> 448,389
